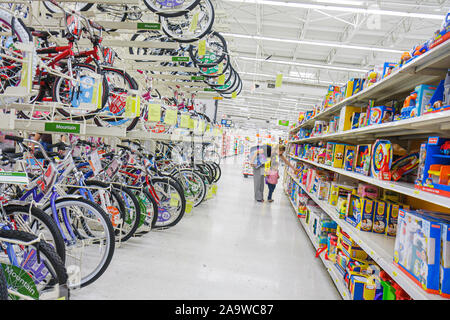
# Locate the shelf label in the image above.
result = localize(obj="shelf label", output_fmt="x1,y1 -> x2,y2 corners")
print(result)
45,122 -> 80,134
172,56 -> 189,62
0,172 -> 28,185
180,114 -> 190,128
137,22 -> 161,30
191,76 -> 205,81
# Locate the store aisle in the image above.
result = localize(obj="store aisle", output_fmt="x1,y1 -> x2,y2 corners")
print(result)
71,156 -> 340,300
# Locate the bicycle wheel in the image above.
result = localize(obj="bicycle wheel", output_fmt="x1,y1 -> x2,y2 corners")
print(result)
143,0 -> 200,17
0,229 -> 68,300
0,8 -> 33,105
96,4 -> 128,32
93,67 -> 140,131
189,31 -> 227,68
42,197 -> 115,289
176,168 -> 206,207
134,188 -> 158,235
111,183 -> 142,241
159,0 -> 214,43
4,204 -> 66,263
52,63 -> 109,120
151,177 -> 186,229
0,267 -> 7,300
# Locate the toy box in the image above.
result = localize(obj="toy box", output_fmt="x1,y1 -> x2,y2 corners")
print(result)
332,143 -> 347,168
357,183 -> 379,199
325,142 -> 335,166
345,194 -> 375,232
338,106 -> 365,132
416,84 -> 437,115
382,62 -> 396,78
393,208 -> 442,294
344,145 -> 356,171
371,140 -> 393,180
371,199 -> 387,234
354,144 -> 372,176
369,105 -> 394,125
328,182 -> 356,207
425,69 -> 450,114
351,112 -> 360,130
384,201 -> 410,237
415,137 -> 450,197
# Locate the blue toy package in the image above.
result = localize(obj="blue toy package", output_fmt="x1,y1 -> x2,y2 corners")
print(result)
416,84 -> 437,115
393,208 -> 442,294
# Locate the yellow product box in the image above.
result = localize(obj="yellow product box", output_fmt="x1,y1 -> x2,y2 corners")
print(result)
332,143 -> 347,168
338,106 -> 365,132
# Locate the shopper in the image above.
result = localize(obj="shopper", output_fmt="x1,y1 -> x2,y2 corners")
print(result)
250,144 -> 271,202
265,144 -> 299,202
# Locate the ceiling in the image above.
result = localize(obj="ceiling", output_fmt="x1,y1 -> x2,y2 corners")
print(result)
211,0 -> 450,128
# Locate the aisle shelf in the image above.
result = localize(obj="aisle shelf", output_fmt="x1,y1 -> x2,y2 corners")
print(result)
289,110 -> 450,144
289,155 -> 450,209
284,188 -> 351,300
285,171 -> 446,300
289,40 -> 450,133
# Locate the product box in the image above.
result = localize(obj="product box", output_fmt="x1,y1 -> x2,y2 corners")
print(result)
354,144 -> 372,176
344,145 -> 357,171
416,84 -> 437,116
393,208 -> 441,294
369,105 -> 394,125
332,143 -> 347,168
371,199 -> 387,234
328,183 -> 355,207
346,194 -> 375,232
325,142 -> 335,166
338,106 -> 365,132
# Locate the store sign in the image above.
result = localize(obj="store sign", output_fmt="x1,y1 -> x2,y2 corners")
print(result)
172,56 -> 189,62
278,120 -> 290,126
45,122 -> 80,134
191,76 -> 205,81
137,22 -> 161,30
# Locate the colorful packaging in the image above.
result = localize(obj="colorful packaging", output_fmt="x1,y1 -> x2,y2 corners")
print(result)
332,144 -> 347,168
371,200 -> 387,234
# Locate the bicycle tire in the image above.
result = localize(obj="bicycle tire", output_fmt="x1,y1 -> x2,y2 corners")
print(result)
143,0 -> 200,18
134,188 -> 158,235
111,183 -> 142,241
0,229 -> 68,300
177,168 -> 206,207
52,63 -> 109,121
0,267 -> 7,300
42,197 -> 115,289
188,31 -> 227,68
4,204 -> 66,263
151,177 -> 186,229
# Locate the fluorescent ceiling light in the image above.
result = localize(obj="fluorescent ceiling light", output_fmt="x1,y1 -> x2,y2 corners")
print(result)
316,0 -> 364,5
239,56 -> 368,73
223,0 -> 445,20
223,32 -> 404,54
240,71 -> 339,85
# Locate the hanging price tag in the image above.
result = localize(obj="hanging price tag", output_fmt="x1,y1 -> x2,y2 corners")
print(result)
169,193 -> 180,207
147,103 -> 161,122
198,39 -> 206,56
185,200 -> 194,214
189,12 -> 199,32
164,109 -> 178,125
71,73 -> 102,112
180,114 -> 190,128
275,74 -> 283,87
188,117 -> 195,129
212,184 -> 217,194
106,159 -> 120,178
198,120 -> 205,133
88,151 -> 102,176
218,74 -> 225,85
125,93 -> 140,117
218,63 -> 223,74
232,91 -> 237,99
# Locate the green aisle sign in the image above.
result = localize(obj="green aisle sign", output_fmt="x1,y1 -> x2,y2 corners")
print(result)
278,120 -> 290,126
172,56 -> 189,62
45,122 -> 80,134
137,22 -> 161,30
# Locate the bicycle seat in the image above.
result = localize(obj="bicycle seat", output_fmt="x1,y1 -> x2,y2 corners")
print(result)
31,29 -> 60,39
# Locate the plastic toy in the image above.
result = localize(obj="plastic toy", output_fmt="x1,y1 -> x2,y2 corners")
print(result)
354,144 -> 371,176
415,137 -> 450,197
399,91 -> 418,119
399,51 -> 412,67
390,153 -> 419,182
371,140 -> 393,181
441,141 -> 450,155
426,69 -> 450,113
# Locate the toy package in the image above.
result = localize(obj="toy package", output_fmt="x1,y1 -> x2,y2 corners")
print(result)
371,200 -> 387,234
338,106 -> 364,132
425,69 -> 450,114
390,153 -> 420,182
346,194 -> 375,232
371,140 -> 393,180
393,208 -> 442,294
332,143 -> 347,168
415,137 -> 450,197
369,105 -> 394,125
344,146 -> 356,171
354,144 -> 372,176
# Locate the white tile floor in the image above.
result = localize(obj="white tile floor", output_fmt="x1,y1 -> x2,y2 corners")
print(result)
71,155 -> 341,300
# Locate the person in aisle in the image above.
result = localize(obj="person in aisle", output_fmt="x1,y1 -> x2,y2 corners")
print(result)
265,145 -> 299,202
250,144 -> 271,202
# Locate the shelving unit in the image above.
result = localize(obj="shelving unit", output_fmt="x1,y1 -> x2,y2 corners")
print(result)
284,188 -> 351,300
284,170 -> 446,300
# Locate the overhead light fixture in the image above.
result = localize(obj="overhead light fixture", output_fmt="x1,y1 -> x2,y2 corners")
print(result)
240,71 -> 341,85
239,56 -> 369,73
223,0 -> 445,20
223,32 -> 405,54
